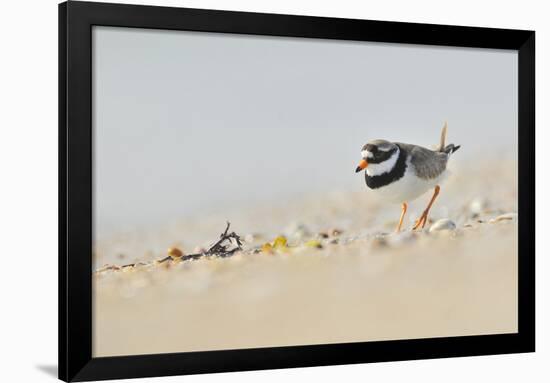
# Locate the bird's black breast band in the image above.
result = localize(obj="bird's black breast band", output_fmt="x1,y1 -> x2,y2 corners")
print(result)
365,145 -> 408,189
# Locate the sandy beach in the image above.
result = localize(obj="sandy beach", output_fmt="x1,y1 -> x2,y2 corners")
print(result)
92,158 -> 517,357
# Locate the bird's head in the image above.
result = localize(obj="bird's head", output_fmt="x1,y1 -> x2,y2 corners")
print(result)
355,140 -> 399,173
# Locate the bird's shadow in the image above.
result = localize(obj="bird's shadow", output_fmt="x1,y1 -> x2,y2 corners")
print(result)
36,364 -> 57,379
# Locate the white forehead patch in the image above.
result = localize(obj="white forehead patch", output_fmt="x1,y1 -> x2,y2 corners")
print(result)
361,150 -> 374,159
377,144 -> 394,152
366,148 -> 400,177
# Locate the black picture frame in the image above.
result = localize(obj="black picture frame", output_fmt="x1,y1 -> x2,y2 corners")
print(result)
59,1 -> 535,381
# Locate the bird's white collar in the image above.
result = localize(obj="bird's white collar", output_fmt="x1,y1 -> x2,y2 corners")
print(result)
366,148 -> 400,177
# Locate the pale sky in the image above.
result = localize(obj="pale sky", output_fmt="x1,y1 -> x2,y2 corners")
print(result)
92,26 -> 517,238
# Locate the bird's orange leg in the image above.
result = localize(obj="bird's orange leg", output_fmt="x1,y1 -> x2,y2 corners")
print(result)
396,202 -> 407,232
413,185 -> 441,230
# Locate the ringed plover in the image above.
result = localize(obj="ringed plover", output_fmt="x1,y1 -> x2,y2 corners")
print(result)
355,122 -> 460,231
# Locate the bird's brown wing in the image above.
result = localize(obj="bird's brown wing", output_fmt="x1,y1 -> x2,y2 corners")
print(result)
399,143 -> 449,180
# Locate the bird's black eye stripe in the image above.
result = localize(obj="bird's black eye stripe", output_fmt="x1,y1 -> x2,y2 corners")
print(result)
364,145 -> 407,189
366,144 -> 378,153
368,146 -> 397,164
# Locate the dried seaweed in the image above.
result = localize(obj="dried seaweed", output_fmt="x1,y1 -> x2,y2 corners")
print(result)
99,222 -> 244,271
179,221 -> 242,260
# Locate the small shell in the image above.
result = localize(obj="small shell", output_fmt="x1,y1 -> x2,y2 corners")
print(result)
490,213 -> 518,223
273,236 -> 288,249
429,218 -> 456,232
167,247 -> 184,259
261,243 -> 274,254
304,240 -> 323,249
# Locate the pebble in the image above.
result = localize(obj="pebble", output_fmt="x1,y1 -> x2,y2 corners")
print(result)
244,233 -> 263,243
318,228 -> 343,237
387,231 -> 417,246
286,222 -> 311,239
370,236 -> 388,248
469,198 -> 489,216
429,218 -> 456,233
329,228 -> 343,236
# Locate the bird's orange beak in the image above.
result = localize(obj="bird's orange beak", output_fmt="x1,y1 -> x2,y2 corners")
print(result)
355,159 -> 368,173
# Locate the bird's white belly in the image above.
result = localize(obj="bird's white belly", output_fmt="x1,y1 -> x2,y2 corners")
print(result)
369,166 -> 446,204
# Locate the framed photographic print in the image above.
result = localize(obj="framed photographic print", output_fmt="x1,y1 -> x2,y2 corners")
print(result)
59,1 -> 535,381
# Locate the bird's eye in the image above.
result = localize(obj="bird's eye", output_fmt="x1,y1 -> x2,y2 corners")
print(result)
366,144 -> 378,154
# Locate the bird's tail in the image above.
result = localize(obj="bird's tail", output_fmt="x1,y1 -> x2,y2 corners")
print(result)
438,121 -> 461,154
443,143 -> 461,155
